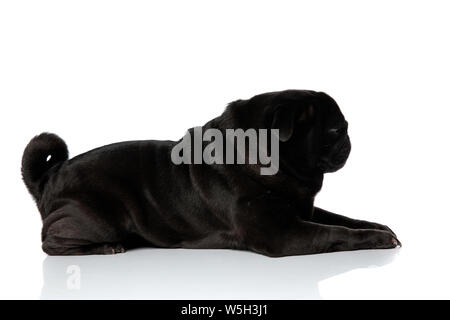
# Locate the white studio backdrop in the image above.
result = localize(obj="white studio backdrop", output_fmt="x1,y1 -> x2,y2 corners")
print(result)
0,0 -> 449,299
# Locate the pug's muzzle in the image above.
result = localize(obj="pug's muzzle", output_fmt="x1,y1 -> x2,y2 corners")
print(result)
318,135 -> 351,173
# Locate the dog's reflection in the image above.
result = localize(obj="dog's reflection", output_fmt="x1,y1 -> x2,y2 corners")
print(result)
41,248 -> 398,299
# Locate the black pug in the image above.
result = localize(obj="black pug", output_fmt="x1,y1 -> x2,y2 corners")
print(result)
22,90 -> 400,256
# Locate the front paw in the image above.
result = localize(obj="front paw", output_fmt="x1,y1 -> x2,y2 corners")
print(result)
373,230 -> 402,249
365,230 -> 401,249
375,223 -> 397,237
369,224 -> 401,247
359,221 -> 398,238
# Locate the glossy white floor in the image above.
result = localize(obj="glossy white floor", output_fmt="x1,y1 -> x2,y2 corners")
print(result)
1,241 -> 449,299
1,1 -> 450,300
40,248 -> 404,299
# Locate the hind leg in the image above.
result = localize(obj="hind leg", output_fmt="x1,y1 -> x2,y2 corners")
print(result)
41,204 -> 126,256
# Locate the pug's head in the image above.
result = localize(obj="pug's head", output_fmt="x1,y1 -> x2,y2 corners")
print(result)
268,89 -> 351,174
228,90 -> 351,175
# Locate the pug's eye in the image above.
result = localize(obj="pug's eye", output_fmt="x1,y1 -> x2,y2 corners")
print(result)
328,127 -> 346,136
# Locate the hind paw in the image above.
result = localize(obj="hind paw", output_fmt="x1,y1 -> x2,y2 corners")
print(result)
104,243 -> 126,254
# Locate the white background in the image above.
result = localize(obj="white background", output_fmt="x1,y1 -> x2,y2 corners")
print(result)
1,0 -> 449,299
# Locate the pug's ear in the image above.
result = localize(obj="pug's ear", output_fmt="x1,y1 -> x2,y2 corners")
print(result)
271,103 -> 314,142
271,105 -> 296,142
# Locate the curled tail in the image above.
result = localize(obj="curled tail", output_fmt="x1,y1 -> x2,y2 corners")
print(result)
21,133 -> 68,201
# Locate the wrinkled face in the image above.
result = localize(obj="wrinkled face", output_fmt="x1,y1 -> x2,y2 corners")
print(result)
228,89 -> 351,175
256,90 -> 351,174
